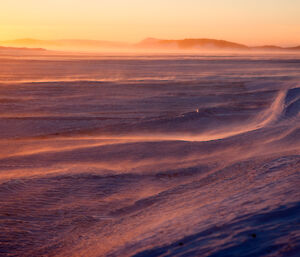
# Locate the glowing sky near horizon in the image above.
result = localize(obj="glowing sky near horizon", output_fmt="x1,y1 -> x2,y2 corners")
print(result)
0,0 -> 299,46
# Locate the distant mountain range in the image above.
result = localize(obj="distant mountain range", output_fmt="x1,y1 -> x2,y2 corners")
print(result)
0,45 -> 47,55
0,38 -> 299,52
0,38 -> 129,51
0,46 -> 46,51
136,38 -> 300,51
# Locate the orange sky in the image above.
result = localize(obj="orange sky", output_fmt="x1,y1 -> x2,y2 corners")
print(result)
1,0 -> 299,46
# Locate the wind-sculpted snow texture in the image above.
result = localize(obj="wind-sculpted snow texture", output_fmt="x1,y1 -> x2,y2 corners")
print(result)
0,53 -> 299,257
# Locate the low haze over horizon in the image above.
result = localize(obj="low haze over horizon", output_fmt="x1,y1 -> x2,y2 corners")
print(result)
1,0 -> 300,46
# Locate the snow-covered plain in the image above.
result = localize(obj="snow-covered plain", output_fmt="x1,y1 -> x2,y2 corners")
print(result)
0,53 -> 299,257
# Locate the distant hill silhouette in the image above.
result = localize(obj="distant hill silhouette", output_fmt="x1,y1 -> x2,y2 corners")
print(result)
136,38 -> 249,50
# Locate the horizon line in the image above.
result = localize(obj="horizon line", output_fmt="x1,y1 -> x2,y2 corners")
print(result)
0,37 -> 299,48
